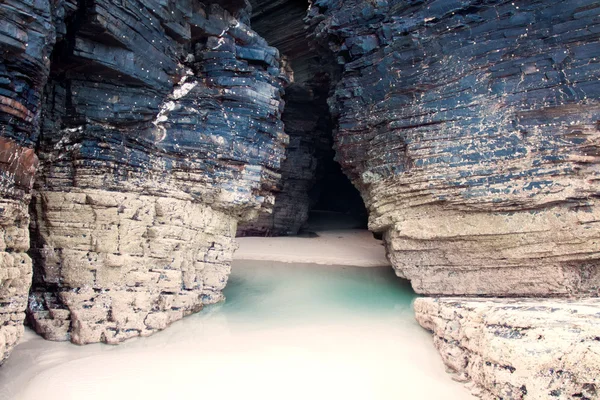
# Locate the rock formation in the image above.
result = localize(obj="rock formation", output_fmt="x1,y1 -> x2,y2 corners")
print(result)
28,0 -> 289,345
309,0 -> 600,295
415,298 -> 600,399
0,0 -> 598,396
0,0 -> 54,363
237,0 -> 324,236
307,0 -> 600,397
238,84 -> 324,236
0,0 -> 289,352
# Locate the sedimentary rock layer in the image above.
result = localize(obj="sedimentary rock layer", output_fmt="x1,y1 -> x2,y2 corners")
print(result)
249,0 -> 316,83
27,0 -> 289,344
238,84 -> 328,236
415,297 -> 600,400
0,195 -> 31,364
0,0 -> 54,363
309,0 -> 600,296
29,189 -> 236,343
0,139 -> 38,362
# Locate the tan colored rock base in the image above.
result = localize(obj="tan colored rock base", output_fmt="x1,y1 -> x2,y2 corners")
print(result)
384,202 -> 600,296
0,199 -> 32,364
28,189 -> 237,344
415,297 -> 600,400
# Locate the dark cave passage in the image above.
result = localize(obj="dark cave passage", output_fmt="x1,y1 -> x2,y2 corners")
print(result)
310,133 -> 368,229
237,0 -> 368,236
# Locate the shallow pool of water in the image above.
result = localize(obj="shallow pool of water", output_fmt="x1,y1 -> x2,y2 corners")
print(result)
0,261 -> 472,400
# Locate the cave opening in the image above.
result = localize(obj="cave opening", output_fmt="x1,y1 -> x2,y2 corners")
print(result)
238,0 -> 368,237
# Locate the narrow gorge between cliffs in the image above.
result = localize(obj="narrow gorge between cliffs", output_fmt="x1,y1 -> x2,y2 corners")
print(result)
0,0 -> 599,399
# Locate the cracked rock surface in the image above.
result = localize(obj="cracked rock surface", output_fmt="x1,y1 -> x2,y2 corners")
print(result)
26,0 -> 288,344
309,0 -> 600,296
29,189 -> 236,344
0,0 -> 51,363
415,297 -> 600,400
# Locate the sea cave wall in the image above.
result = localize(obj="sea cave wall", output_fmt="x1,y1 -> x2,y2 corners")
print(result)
308,0 -> 600,296
0,0 -> 599,396
308,1 -> 600,397
0,0 -> 289,355
237,0 -> 328,236
237,83 -> 328,236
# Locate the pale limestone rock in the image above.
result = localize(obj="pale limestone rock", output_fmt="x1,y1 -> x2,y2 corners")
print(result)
415,297 -> 600,400
383,202 -> 600,296
0,137 -> 39,364
0,199 -> 32,363
28,189 -> 236,344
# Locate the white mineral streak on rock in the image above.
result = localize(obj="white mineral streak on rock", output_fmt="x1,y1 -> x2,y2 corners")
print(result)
151,68 -> 197,141
172,81 -> 197,100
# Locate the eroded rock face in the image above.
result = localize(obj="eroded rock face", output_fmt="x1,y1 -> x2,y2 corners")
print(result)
415,298 -> 600,400
309,0 -> 600,296
306,1 -> 600,397
0,0 -> 54,363
29,190 -> 236,343
25,0 -> 289,344
237,1 -> 330,236
238,84 -> 329,236
0,139 -> 37,362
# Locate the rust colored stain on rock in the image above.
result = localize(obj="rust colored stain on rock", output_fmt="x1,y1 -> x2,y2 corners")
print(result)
0,137 -> 39,191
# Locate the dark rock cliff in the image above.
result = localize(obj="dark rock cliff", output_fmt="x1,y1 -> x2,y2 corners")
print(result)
237,0 -> 321,236
0,0 -> 54,362
1,0 -> 289,352
308,0 -> 600,296
239,0 -> 366,236
237,83 -> 327,235
307,1 -> 600,397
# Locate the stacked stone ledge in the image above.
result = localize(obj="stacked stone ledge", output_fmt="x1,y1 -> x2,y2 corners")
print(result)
415,298 -> 600,400
0,0 -> 57,363
28,190 -> 237,343
308,0 -> 600,295
0,0 -> 289,350
25,0 -> 289,345
308,0 -> 600,398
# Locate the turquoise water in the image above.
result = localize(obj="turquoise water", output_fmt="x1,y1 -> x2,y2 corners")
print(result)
222,261 -> 416,318
0,262 -> 473,400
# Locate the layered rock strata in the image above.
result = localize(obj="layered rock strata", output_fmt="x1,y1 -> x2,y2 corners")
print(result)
415,298 -> 600,400
249,0 -> 316,83
238,84 -> 328,236
0,0 -> 55,363
307,0 -> 600,397
309,0 -> 600,295
238,1 -> 330,236
0,139 -> 37,363
29,190 -> 237,343
25,0 -> 288,344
